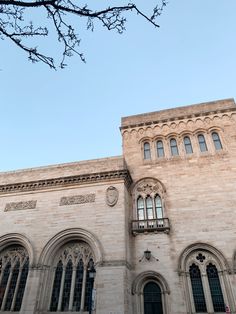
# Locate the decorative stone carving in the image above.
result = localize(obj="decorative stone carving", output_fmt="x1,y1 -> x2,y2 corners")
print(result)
5,200 -> 37,212
106,186 -> 119,206
0,170 -> 132,195
60,194 -> 95,206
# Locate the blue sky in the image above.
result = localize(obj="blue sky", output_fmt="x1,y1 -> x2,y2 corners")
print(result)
1,0 -> 236,171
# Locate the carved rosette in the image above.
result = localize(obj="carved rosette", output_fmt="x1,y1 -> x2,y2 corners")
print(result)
106,186 -> 119,207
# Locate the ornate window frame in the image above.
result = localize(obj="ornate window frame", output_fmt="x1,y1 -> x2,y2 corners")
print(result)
132,271 -> 170,314
178,243 -> 235,313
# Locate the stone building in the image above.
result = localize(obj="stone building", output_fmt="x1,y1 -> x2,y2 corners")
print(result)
0,98 -> 236,314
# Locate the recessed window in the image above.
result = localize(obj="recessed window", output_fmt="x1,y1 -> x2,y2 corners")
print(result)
170,138 -> 179,156
212,132 -> 222,150
198,134 -> 208,152
156,140 -> 165,157
143,142 -> 151,160
184,136 -> 193,154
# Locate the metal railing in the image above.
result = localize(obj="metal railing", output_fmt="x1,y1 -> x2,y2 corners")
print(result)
131,218 -> 170,235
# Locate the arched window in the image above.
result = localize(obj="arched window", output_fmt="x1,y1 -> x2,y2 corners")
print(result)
198,134 -> 208,152
50,242 -> 95,312
146,196 -> 154,220
137,196 -> 145,221
179,247 -> 232,313
156,140 -> 165,157
144,282 -> 163,314
155,195 -> 163,219
170,138 -> 179,156
0,245 -> 29,312
212,132 -> 222,150
184,136 -> 193,154
143,142 -> 151,160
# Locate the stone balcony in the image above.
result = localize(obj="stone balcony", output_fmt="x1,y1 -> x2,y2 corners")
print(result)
131,218 -> 170,235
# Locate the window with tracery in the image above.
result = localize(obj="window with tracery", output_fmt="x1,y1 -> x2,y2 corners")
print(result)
0,245 -> 29,312
185,250 -> 228,313
50,242 -> 95,312
212,132 -> 222,150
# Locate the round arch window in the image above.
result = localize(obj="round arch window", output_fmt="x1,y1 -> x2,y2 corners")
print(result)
144,281 -> 163,314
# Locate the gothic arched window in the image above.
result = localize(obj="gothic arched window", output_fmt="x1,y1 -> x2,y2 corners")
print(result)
179,247 -> 232,313
184,136 -> 193,154
50,242 -> 95,312
198,134 -> 208,152
156,140 -> 165,157
212,132 -> 222,150
143,142 -> 151,160
170,138 -> 179,156
0,245 -> 29,312
144,282 -> 163,314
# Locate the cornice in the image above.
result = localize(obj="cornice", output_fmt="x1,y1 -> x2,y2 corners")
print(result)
120,107 -> 236,131
0,169 -> 133,195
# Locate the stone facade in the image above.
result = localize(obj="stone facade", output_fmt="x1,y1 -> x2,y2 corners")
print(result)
0,98 -> 236,314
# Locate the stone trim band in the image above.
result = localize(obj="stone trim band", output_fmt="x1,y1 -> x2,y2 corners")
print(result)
0,170 -> 132,195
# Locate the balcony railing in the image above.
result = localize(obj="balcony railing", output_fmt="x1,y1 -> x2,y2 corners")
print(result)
131,218 -> 170,235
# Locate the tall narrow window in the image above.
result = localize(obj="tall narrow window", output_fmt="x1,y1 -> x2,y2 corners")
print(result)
198,134 -> 208,152
137,197 -> 145,221
146,196 -> 154,220
189,264 -> 207,312
144,142 -> 151,160
207,264 -> 225,312
184,136 -> 193,154
144,282 -> 163,314
212,132 -> 222,150
156,140 -> 165,157
50,242 -> 95,312
170,138 -> 179,156
155,195 -> 163,219
0,246 -> 29,312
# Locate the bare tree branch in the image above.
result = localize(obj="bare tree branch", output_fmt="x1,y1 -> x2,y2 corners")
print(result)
0,1 -> 167,69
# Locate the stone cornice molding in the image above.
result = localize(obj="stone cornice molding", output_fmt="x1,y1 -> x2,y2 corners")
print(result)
120,108 -> 236,131
0,169 -> 132,195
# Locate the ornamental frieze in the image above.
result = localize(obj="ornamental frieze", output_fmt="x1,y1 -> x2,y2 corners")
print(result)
5,200 -> 37,212
60,194 -> 95,206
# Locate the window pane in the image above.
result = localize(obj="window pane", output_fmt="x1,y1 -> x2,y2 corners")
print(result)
189,264 -> 207,312
212,132 -> 222,150
50,260 -> 63,311
84,259 -> 94,311
73,259 -> 84,311
144,142 -> 151,160
170,139 -> 179,156
207,264 -> 225,312
4,260 -> 20,311
0,262 -> 11,308
146,196 -> 154,219
14,259 -> 29,311
184,136 -> 193,154
155,195 -> 163,219
61,260 -> 73,311
198,134 -> 208,152
144,282 -> 163,314
157,141 -> 165,157
137,197 -> 144,220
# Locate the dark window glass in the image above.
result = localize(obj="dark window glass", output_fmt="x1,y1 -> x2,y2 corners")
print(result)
189,264 -> 207,312
170,138 -> 179,156
4,260 -> 20,311
207,264 -> 225,312
14,258 -> 29,311
198,134 -> 208,152
144,142 -> 151,160
157,141 -> 164,157
61,260 -> 73,311
73,259 -> 84,311
155,195 -> 163,219
184,136 -> 193,154
212,132 -> 222,150
50,260 -> 63,311
144,282 -> 163,314
137,196 -> 144,221
84,259 -> 94,311
0,262 -> 11,308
